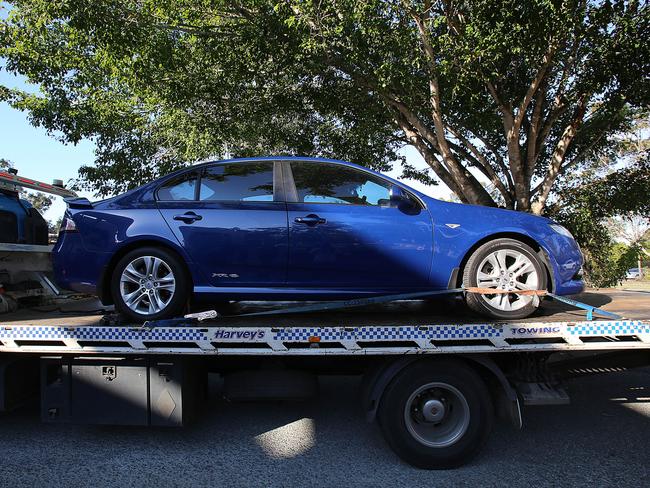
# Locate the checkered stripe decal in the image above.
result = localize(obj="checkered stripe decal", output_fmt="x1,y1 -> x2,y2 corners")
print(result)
567,321 -> 650,336
0,326 -> 205,341
2,320 -> 647,347
273,325 -> 502,342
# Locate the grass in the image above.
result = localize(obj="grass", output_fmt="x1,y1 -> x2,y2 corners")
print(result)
615,279 -> 650,291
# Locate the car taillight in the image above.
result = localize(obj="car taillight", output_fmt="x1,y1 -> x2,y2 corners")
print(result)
61,216 -> 77,232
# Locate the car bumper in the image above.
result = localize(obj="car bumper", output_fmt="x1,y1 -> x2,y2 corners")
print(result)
554,277 -> 585,295
52,232 -> 110,295
541,234 -> 585,295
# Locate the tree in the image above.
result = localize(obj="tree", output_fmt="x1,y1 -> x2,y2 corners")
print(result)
48,216 -> 62,235
25,192 -> 52,213
609,214 -> 650,246
548,160 -> 650,286
1,1 -> 648,212
609,214 -> 650,278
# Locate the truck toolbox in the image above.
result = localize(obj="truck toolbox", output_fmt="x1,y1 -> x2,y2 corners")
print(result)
41,356 -> 203,426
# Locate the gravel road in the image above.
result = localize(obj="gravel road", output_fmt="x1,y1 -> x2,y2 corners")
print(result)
1,367 -> 648,488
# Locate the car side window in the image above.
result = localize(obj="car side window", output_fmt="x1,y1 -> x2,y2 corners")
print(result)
290,162 -> 392,206
200,162 -> 274,202
157,171 -> 198,201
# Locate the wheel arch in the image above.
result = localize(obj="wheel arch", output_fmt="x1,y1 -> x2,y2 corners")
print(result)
452,232 -> 554,292
98,238 -> 194,305
363,355 -> 521,429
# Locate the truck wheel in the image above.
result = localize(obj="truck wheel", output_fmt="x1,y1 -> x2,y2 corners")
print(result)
377,359 -> 493,469
463,238 -> 547,319
111,246 -> 189,323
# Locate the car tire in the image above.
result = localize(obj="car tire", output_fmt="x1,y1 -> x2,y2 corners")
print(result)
111,246 -> 189,323
463,238 -> 547,319
377,359 -> 493,469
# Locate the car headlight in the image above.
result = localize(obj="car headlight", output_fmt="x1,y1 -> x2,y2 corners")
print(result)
549,223 -> 574,239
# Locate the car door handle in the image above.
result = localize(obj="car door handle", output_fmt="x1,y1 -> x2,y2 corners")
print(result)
294,214 -> 326,226
173,212 -> 203,224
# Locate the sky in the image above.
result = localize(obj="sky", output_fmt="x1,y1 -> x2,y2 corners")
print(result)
0,62 -> 451,223
0,59 -> 97,222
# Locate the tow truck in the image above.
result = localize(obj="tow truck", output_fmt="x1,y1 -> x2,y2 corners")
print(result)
0,170 -> 648,469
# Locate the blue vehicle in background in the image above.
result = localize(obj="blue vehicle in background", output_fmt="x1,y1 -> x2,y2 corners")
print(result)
52,157 -> 584,322
0,168 -> 61,245
0,190 -> 40,244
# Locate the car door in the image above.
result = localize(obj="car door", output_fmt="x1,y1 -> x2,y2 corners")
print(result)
157,161 -> 288,287
284,161 -> 433,289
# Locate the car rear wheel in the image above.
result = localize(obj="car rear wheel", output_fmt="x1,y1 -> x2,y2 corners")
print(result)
463,238 -> 547,319
111,247 -> 189,323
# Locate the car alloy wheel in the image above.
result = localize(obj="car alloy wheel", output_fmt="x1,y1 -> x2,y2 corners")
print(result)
475,249 -> 540,312
119,255 -> 176,315
463,238 -> 547,319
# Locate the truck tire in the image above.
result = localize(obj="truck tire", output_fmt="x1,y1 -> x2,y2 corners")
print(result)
377,359 -> 493,469
463,238 -> 547,319
111,246 -> 189,323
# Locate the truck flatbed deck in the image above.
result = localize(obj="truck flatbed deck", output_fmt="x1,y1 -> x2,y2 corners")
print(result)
3,289 -> 649,325
1,290 -> 648,356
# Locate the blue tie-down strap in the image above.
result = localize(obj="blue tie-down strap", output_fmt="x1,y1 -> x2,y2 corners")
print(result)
545,292 -> 622,320
227,287 -> 621,320
139,287 -> 621,327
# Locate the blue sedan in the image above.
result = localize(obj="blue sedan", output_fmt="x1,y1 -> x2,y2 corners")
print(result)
52,157 -> 584,322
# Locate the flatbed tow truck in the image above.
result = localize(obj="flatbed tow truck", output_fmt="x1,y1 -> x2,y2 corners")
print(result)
1,169 -> 649,469
0,288 -> 648,469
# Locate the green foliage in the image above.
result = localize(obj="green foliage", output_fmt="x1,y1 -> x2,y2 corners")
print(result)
25,192 -> 52,213
611,243 -> 638,270
48,216 -> 62,235
548,160 -> 650,287
0,0 -> 647,210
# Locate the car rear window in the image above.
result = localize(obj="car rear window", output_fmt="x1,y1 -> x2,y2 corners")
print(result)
157,171 -> 198,201
199,162 -> 274,202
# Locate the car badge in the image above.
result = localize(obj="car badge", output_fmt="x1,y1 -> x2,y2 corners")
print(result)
445,223 -> 461,229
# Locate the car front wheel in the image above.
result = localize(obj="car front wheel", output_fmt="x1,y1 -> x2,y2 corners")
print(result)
111,246 -> 189,323
463,238 -> 547,319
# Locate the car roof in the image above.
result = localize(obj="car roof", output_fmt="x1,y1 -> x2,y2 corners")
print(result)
178,156 -> 370,172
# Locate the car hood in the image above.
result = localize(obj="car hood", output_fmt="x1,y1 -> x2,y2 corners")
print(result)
422,197 -> 555,229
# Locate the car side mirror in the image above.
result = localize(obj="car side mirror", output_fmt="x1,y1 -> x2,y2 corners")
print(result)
389,185 -> 410,206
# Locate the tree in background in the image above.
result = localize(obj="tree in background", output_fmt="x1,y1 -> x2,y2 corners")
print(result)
24,192 -> 52,214
609,214 -> 650,279
1,0 -> 648,212
548,156 -> 650,287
